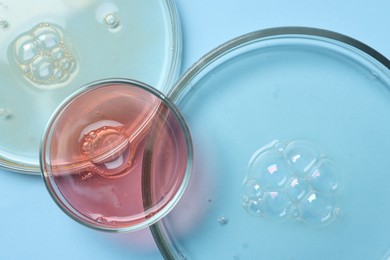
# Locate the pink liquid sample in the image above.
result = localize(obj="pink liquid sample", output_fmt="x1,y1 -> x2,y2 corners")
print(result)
43,82 -> 190,230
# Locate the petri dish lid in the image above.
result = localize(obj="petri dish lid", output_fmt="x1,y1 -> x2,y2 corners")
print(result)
41,78 -> 192,232
0,0 -> 181,174
151,27 -> 390,259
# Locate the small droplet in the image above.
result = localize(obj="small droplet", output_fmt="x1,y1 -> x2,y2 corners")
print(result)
0,108 -> 12,120
371,71 -> 379,80
217,215 -> 229,225
0,19 -> 9,29
104,13 -> 120,29
96,217 -> 104,223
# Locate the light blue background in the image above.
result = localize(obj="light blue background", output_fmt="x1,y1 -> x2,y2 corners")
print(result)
1,1 -> 389,259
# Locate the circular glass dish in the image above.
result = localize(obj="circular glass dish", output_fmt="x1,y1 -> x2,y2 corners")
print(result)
41,78 -> 192,232
0,0 -> 181,174
151,27 -> 390,259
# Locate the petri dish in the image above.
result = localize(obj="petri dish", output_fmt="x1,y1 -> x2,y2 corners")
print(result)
151,27 -> 390,259
41,79 -> 192,232
0,0 -> 181,174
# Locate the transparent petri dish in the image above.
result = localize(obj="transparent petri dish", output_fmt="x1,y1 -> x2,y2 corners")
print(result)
151,27 -> 390,259
41,78 -> 192,232
0,0 -> 181,174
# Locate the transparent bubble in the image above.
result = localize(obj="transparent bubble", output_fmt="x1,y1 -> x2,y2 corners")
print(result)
286,178 -> 309,203
262,191 -> 292,220
243,197 -> 263,217
241,178 -> 264,216
18,40 -> 38,63
31,56 -> 54,79
250,150 -> 292,191
285,140 -> 320,177
37,31 -> 60,49
51,48 -> 64,59
104,13 -> 121,29
298,193 -> 338,226
309,160 -> 339,194
217,216 -> 229,225
241,178 -> 263,201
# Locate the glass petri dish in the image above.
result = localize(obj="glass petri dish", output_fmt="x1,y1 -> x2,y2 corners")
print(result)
0,0 -> 181,174
41,78 -> 192,232
151,27 -> 390,259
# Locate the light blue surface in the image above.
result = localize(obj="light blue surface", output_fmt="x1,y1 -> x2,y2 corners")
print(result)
1,0 -> 389,259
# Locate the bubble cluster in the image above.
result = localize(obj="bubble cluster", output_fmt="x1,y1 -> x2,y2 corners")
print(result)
241,140 -> 341,226
12,23 -> 77,88
80,124 -> 132,179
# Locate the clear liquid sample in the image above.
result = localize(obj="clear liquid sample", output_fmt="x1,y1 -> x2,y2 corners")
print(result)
42,81 -> 191,231
158,33 -> 390,259
0,0 -> 180,172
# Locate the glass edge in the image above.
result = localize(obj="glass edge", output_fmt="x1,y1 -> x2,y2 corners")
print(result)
168,26 -> 390,102
162,0 -> 183,92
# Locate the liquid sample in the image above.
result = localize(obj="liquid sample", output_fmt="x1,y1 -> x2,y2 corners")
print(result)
242,140 -> 341,226
42,82 -> 190,230
0,0 -> 180,172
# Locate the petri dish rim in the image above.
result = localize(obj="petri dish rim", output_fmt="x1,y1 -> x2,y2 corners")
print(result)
40,78 -> 193,233
152,26 -> 390,259
0,0 -> 183,174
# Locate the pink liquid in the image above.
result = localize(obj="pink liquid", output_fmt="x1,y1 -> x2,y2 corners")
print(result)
45,82 -> 190,230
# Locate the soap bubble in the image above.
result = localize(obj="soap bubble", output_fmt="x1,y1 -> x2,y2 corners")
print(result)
285,140 -> 319,177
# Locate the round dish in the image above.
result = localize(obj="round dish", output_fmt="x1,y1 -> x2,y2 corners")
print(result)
0,0 -> 181,174
151,27 -> 390,259
41,79 -> 192,232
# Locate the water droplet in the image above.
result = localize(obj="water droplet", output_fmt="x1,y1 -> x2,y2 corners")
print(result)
0,108 -> 12,120
0,19 -> 9,29
104,13 -> 121,30
371,71 -> 379,80
217,215 -> 229,225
